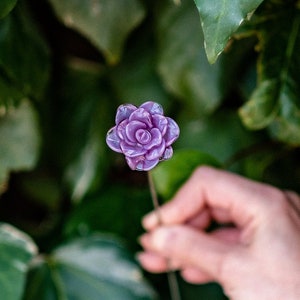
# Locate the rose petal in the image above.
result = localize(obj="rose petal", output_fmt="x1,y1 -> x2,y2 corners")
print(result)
125,156 -> 140,170
140,159 -> 160,171
106,127 -> 122,153
116,119 -> 128,140
161,146 -> 173,160
140,101 -> 163,115
135,129 -> 151,145
115,104 -> 137,125
165,117 -> 180,146
116,120 -> 137,147
125,120 -> 147,143
120,141 -> 146,157
145,140 -> 165,160
129,108 -> 152,127
126,156 -> 159,171
152,114 -> 168,136
144,128 -> 162,150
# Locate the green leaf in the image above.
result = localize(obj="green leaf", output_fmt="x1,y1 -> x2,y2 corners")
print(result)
193,0 -> 264,63
152,149 -> 221,201
0,100 -> 40,186
268,94 -> 300,145
48,0 -> 145,64
0,2 -> 50,102
155,0 -> 224,115
239,2 -> 300,145
24,235 -> 156,300
0,223 -> 37,300
239,79 -> 279,129
0,0 -> 17,19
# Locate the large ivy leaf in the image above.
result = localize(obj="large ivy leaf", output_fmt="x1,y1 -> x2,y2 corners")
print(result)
152,149 -> 221,201
48,0 -> 145,64
0,223 -> 37,300
24,235 -> 156,300
0,2 -> 50,103
155,0 -> 223,115
193,0 -> 264,63
0,0 -> 17,19
239,2 -> 300,145
0,101 -> 40,186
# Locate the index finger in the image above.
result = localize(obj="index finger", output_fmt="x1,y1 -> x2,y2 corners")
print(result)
143,166 -> 283,230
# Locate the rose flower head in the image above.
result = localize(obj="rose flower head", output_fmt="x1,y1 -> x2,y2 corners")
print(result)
106,101 -> 180,171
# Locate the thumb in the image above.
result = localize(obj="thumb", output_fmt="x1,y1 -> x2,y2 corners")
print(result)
144,225 -> 235,281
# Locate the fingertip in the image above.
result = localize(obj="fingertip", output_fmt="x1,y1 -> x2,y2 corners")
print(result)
138,233 -> 151,249
142,212 -> 160,231
181,268 -> 213,284
136,251 -> 168,273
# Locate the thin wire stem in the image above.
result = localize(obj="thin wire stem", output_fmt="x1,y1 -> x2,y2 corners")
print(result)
147,171 -> 181,300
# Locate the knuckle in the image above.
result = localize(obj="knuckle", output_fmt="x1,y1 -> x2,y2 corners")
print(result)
192,165 -> 216,180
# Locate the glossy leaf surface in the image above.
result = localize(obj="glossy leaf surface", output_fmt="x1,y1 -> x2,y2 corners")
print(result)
193,0 -> 264,63
0,223 -> 37,300
24,235 -> 156,300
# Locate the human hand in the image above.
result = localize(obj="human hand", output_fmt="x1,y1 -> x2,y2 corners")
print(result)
138,166 -> 300,299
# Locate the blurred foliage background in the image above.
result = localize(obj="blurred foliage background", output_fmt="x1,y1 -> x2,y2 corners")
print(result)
0,0 -> 299,299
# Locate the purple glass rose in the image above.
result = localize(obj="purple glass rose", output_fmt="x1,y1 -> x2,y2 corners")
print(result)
106,101 -> 180,171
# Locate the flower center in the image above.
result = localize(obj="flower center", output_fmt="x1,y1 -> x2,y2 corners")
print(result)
135,129 -> 151,145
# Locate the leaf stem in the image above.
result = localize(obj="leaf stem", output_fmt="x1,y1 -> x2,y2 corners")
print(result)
147,171 -> 181,300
